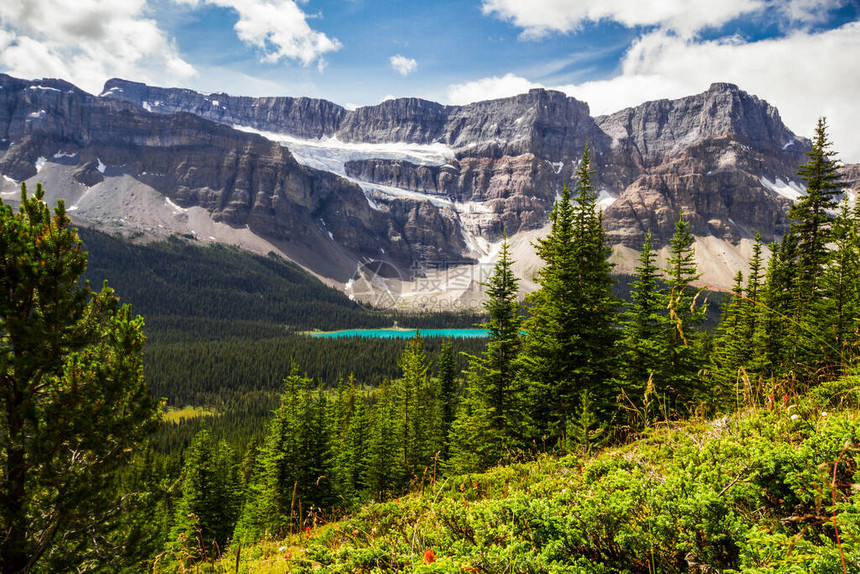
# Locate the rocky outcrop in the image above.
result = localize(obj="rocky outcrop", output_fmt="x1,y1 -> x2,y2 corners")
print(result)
0,74 -> 469,276
100,79 -> 810,251
1,73 -> 827,288
101,78 -> 346,139
596,83 -> 810,246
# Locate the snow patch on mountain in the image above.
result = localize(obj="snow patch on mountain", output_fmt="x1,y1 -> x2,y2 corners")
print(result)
760,177 -> 804,201
232,126 -> 455,176
597,189 -> 617,211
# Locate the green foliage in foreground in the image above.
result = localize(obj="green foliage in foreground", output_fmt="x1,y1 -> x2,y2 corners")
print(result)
202,374 -> 860,573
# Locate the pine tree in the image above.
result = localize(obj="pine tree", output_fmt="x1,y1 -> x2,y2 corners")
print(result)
521,143 -> 620,438
448,235 -> 528,472
790,118 -> 843,307
619,232 -> 670,399
169,429 -> 240,559
664,214 -> 707,405
0,184 -> 161,572
234,364 -> 331,541
436,339 -> 459,457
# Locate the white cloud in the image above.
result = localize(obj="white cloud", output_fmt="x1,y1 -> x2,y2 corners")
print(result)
445,23 -> 860,162
176,0 -> 341,68
389,54 -> 418,76
481,0 -> 844,37
0,0 -> 196,94
482,0 -> 765,37
446,73 -> 541,105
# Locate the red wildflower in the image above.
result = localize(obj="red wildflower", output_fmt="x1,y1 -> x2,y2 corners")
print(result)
424,549 -> 437,564
305,526 -> 311,538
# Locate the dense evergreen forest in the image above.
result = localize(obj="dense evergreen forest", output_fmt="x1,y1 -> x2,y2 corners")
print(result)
3,119 -> 860,573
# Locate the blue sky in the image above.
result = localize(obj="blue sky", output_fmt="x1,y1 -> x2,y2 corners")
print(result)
1,0 -> 859,159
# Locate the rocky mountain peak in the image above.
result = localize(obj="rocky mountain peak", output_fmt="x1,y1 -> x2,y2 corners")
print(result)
2,72 -> 842,296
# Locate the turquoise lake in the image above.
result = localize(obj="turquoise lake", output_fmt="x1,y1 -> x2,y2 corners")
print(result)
309,328 -> 488,339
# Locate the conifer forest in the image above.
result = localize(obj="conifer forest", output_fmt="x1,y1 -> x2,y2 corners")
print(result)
5,119 -> 860,573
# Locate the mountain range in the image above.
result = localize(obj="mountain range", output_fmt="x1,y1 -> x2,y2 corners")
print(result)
1,73 -> 853,309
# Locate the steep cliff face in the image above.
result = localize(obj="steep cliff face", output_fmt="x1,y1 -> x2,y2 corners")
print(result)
0,74 -> 466,278
101,78 -> 345,138
596,83 -> 810,247
103,81 -> 601,238
3,73 -> 846,294
100,79 -> 810,252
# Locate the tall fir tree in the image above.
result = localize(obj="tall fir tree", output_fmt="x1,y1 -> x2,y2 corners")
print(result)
448,234 -> 528,472
664,214 -> 707,405
790,118 -> 843,308
234,364 -> 331,541
520,143 -> 620,438
618,231 -> 671,400
169,429 -> 240,559
436,339 -> 459,459
755,119 -> 844,379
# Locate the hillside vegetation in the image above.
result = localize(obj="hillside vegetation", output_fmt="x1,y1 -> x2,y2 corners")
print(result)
181,374 -> 860,573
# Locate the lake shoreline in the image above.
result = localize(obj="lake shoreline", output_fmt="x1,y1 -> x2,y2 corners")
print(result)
305,327 -> 488,339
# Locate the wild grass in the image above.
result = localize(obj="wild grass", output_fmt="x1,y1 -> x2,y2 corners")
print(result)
163,406 -> 217,424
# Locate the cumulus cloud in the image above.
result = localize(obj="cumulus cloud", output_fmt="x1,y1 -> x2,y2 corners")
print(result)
389,54 -> 418,76
446,23 -> 860,162
175,0 -> 340,68
481,0 -> 844,37
0,0 -> 195,93
446,73 -> 541,104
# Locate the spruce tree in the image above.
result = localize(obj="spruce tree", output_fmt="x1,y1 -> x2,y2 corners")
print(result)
619,231 -> 670,399
362,380 -> 404,499
709,271 -> 747,392
448,235 -> 528,472
790,118 -> 843,306
755,235 -> 800,376
820,199 -> 860,367
234,365 -> 331,541
664,214 -> 707,405
395,334 -> 433,479
344,393 -> 370,500
169,429 -> 239,559
329,376 -> 359,504
521,143 -> 620,437
436,339 -> 459,457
